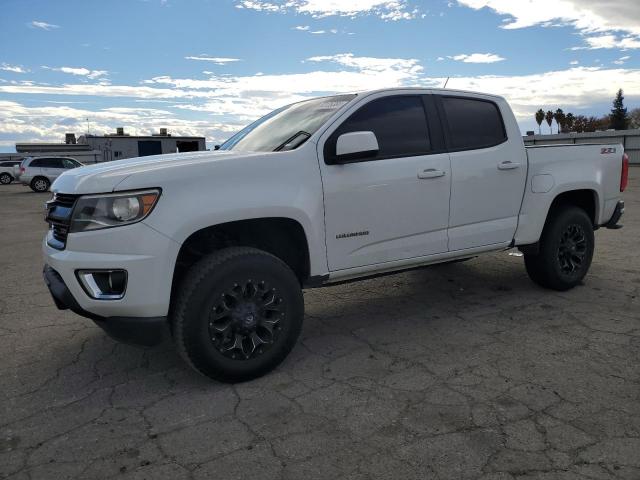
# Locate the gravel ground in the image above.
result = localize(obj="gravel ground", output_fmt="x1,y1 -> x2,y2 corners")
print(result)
1,170 -> 639,480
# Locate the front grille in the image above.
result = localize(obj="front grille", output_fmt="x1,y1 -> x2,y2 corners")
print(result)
53,193 -> 77,208
46,193 -> 79,249
52,224 -> 70,243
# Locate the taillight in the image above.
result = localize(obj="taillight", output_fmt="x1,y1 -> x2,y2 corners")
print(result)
20,166 -> 25,173
621,153 -> 629,192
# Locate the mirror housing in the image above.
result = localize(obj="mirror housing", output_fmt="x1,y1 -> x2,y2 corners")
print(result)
331,131 -> 379,164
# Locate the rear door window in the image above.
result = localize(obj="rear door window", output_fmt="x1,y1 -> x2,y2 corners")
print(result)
42,158 -> 64,168
30,158 -> 46,167
440,97 -> 506,151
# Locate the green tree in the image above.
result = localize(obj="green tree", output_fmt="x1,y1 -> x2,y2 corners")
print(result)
554,108 -> 566,134
535,109 -> 545,135
609,89 -> 629,130
565,113 -> 575,132
545,110 -> 554,134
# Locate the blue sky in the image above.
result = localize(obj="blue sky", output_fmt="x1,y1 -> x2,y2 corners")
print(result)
1,0 -> 639,151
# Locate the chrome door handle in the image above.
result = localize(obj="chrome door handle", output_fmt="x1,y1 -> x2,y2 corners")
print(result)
498,161 -> 521,170
417,168 -> 446,179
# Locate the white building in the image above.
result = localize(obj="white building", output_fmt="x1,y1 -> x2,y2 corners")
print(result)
10,128 -> 206,164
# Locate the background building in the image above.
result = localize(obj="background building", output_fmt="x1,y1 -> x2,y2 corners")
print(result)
1,128 -> 206,164
78,128 -> 205,163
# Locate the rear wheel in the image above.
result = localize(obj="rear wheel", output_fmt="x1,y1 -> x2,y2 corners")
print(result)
0,173 -> 12,184
524,206 -> 594,291
172,247 -> 304,383
30,177 -> 50,192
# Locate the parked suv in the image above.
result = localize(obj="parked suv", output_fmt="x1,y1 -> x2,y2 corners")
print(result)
19,157 -> 83,192
0,160 -> 22,184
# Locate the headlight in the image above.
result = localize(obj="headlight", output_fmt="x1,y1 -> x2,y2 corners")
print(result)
70,189 -> 161,233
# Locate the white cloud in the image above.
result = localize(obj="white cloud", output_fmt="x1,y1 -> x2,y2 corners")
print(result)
0,100 -> 239,147
570,60 -> 579,65
29,20 -> 60,30
293,25 -> 309,30
184,55 -> 242,65
613,55 -> 631,65
440,66 -> 640,121
42,66 -> 108,79
572,34 -> 640,50
1,53 -> 425,127
306,53 -> 423,74
0,63 -> 28,73
2,54 -> 640,145
456,0 -> 640,36
235,0 -> 419,20
450,53 -> 505,63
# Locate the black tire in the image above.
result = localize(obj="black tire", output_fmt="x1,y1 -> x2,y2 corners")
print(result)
0,173 -> 12,184
524,206 -> 594,291
172,247 -> 304,382
30,177 -> 50,192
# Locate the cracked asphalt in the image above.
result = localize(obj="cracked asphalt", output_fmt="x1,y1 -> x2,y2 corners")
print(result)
1,170 -> 639,480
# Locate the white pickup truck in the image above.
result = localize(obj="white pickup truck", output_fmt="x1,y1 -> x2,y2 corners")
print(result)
43,88 -> 628,382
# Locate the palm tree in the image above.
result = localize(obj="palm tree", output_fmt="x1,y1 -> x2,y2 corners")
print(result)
535,109 -> 545,135
545,110 -> 554,134
554,108 -> 565,134
565,113 -> 575,132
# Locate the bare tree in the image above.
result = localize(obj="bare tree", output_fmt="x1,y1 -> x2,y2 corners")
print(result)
628,108 -> 640,129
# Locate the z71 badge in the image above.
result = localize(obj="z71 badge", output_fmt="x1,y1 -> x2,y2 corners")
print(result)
601,147 -> 617,154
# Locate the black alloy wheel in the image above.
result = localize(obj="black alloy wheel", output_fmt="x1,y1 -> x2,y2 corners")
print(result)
557,224 -> 587,276
209,278 -> 285,360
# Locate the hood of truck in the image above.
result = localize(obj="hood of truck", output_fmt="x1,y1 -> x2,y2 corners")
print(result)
51,150 -> 265,194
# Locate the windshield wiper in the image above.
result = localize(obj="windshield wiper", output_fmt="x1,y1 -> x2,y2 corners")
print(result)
274,131 -> 311,152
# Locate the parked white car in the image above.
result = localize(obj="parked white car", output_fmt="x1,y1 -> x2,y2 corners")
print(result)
43,88 -> 628,382
0,160 -> 22,184
19,156 -> 83,192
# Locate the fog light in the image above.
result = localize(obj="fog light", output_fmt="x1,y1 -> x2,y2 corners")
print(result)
76,270 -> 127,300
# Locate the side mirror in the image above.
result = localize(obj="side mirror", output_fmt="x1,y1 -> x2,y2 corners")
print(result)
214,145 -> 221,151
332,131 -> 379,163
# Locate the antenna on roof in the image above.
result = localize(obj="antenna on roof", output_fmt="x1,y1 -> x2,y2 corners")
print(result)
86,117 -> 90,134
443,77 -> 450,89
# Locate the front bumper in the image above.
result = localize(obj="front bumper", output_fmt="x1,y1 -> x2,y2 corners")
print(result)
43,264 -> 167,346
42,219 -> 181,346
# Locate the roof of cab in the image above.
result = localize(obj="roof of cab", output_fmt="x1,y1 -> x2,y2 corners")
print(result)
355,87 -> 505,100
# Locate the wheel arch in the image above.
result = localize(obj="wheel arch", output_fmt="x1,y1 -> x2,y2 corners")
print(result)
171,217 -> 311,303
518,187 -> 599,254
546,188 -> 599,227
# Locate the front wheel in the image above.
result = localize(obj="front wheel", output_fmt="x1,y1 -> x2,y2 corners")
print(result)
0,173 -> 12,184
524,206 -> 594,291
172,247 -> 304,382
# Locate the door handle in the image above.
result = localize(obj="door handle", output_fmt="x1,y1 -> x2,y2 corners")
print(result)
417,168 -> 446,179
498,161 -> 521,170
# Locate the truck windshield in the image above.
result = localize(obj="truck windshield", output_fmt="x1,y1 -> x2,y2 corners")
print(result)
219,94 -> 356,152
